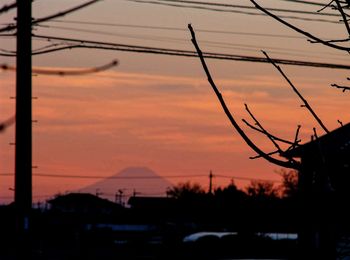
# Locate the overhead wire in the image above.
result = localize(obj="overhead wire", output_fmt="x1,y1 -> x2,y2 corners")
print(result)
50,19 -> 304,39
0,172 -> 282,183
38,23 -> 348,61
0,2 -> 16,15
128,0 -> 340,24
0,0 -> 102,33
277,0 -> 328,7
0,0 -> 341,199
31,34 -> 350,70
136,0 -> 339,17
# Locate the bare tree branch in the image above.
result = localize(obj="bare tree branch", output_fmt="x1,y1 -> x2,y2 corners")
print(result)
262,50 -> 330,134
243,104 -> 300,165
0,115 -> 15,133
313,127 -> 319,139
250,150 -> 279,159
331,83 -> 350,92
33,0 -> 102,25
251,0 -> 350,52
284,126 -> 302,152
317,38 -> 350,43
292,125 -> 301,147
317,0 -> 335,12
334,0 -> 350,35
0,2 -> 16,14
242,118 -> 297,145
188,24 -> 299,170
244,103 -> 284,153
0,0 -> 102,33
1,60 -> 118,76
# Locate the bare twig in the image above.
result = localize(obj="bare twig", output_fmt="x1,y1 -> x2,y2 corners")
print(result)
338,119 -> 344,126
250,150 -> 279,159
317,0 -> 335,12
313,127 -> 319,139
244,103 -> 284,152
0,2 -> 16,14
188,24 -> 299,169
0,0 -> 102,33
0,115 -> 15,132
33,0 -> 102,25
316,38 -> 350,43
262,51 -> 330,134
334,0 -> 350,36
285,125 -> 301,152
242,118 -> 296,145
293,125 -> 301,146
331,83 -> 350,92
1,60 -> 118,76
251,0 -> 350,52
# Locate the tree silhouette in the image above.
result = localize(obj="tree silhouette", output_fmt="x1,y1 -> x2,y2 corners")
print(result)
166,181 -> 205,199
188,1 -> 350,171
278,169 -> 298,198
245,180 -> 278,198
189,1 -> 350,259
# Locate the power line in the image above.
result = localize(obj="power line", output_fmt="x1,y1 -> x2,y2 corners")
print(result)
32,34 -> 350,70
38,24 -> 187,44
0,0 -> 102,33
0,115 -> 15,132
35,173 -> 206,179
50,19 -> 304,39
37,24 -> 302,52
277,0 -> 327,7
0,2 -> 16,14
135,0 -> 339,17
216,174 -> 282,183
0,172 -> 282,183
37,24 -> 347,61
128,0 -> 339,24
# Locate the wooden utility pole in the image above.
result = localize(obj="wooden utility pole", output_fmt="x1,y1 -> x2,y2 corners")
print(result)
15,0 -> 32,245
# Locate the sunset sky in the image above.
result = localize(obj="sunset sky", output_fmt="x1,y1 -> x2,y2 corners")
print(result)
0,0 -> 349,203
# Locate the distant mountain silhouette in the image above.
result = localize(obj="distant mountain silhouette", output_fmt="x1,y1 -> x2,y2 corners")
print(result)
79,167 -> 172,203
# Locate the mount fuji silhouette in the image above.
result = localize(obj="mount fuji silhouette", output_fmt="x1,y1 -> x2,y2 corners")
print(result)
79,167 -> 172,203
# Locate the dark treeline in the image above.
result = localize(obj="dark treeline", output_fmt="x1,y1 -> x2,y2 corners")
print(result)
0,170 -> 300,260
162,169 -> 299,233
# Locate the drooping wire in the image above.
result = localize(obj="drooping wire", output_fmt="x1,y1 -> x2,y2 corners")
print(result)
29,34 -> 350,70
0,60 -> 118,76
128,0 -> 340,24
50,19 -> 304,39
36,23 -> 348,61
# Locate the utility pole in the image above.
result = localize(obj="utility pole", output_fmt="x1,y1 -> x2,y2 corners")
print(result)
15,0 -> 32,253
209,170 -> 213,194
115,189 -> 125,205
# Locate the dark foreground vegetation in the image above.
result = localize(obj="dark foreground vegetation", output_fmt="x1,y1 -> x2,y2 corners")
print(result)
0,171 -> 348,259
0,172 -> 301,259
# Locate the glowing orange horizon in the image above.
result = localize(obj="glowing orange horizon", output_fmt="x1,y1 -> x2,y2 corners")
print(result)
0,67 -> 348,203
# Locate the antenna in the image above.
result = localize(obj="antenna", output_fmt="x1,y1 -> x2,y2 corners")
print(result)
209,170 -> 213,194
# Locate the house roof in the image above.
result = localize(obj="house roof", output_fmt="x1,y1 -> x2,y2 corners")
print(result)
48,193 -> 123,211
284,123 -> 350,158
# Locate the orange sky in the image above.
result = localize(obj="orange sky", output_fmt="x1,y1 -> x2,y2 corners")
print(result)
1,0 -> 349,203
